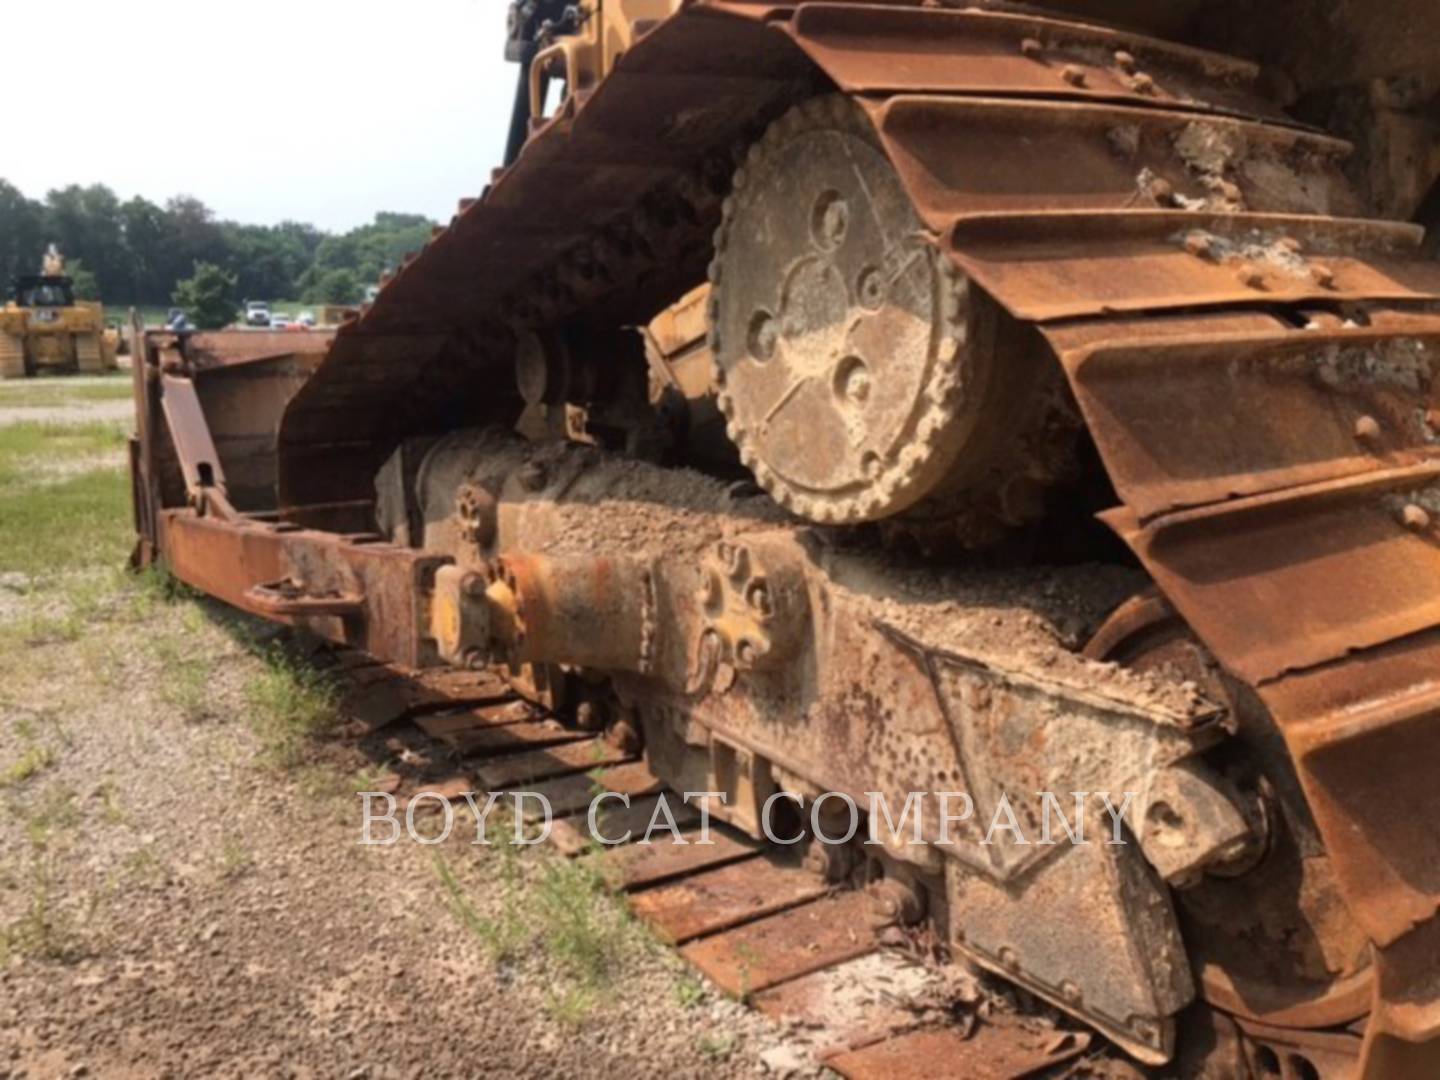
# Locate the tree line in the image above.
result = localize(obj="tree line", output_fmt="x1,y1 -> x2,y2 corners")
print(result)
0,179 -> 436,310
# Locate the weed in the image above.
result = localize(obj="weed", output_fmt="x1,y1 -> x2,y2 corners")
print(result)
218,836 -> 254,881
148,632 -> 219,722
97,781 -> 126,826
434,851 -> 528,965
122,846 -> 167,885
124,565 -> 196,621
0,424 -> 130,580
534,858 -> 627,987
0,377 -> 131,409
244,645 -> 337,768
0,744 -> 57,788
2,788 -> 88,962
697,1033 -> 736,1061
13,610 -> 85,647
163,659 -> 215,722
675,973 -> 706,1009
544,986 -> 598,1027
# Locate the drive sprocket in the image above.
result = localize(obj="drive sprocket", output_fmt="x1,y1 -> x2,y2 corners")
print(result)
708,95 -> 1074,535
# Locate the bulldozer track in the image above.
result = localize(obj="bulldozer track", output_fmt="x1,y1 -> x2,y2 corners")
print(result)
324,648 -> 1366,1077
167,2 -> 1440,1073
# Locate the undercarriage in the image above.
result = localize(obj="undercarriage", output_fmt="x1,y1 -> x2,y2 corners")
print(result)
131,2 -> 1440,1075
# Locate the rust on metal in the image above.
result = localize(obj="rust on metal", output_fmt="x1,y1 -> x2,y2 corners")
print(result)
549,793 -> 701,858
1053,310 -> 1440,518
781,3 -> 1283,121
596,824 -> 759,890
445,717 -> 589,758
826,1022 -> 1091,1080
472,738 -> 634,790
1236,1018 -> 1363,1080
948,212 -> 1440,321
1106,464 -> 1440,685
679,891 -> 875,997
509,761 -> 662,821
628,856 -> 828,944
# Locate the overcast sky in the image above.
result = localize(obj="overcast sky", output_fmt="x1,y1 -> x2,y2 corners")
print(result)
8,0 -> 513,232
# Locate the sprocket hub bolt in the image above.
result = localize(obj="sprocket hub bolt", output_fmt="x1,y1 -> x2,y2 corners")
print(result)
1353,415 -> 1381,441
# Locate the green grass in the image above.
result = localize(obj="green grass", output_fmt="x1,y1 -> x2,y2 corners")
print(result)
0,465 -> 131,580
0,744 -> 57,788
244,645 -> 339,768
435,851 -> 529,965
151,633 -> 219,722
0,378 -> 132,409
0,383 -> 131,411
0,419 -> 134,665
534,859 -> 628,987
697,1033 -> 736,1061
1,788 -> 90,963
0,419 -> 128,474
674,974 -> 705,1009
434,839 -> 636,1028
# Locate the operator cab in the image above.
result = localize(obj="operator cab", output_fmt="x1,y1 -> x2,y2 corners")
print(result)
12,275 -> 76,309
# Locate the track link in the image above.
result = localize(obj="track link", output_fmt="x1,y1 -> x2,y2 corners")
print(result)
321,648 -> 1367,1077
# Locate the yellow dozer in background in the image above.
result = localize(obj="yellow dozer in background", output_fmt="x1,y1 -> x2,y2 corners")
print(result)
0,245 -> 119,378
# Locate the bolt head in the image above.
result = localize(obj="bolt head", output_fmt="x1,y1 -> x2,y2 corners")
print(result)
1403,504 -> 1431,531
1354,415 -> 1381,441
1019,37 -> 1043,59
1114,50 -> 1137,73
517,462 -> 548,492
1236,267 -> 1266,290
1311,264 -> 1337,289
1184,231 -> 1214,259
1061,65 -> 1087,87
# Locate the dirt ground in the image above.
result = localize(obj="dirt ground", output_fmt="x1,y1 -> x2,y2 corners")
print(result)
0,380 -> 801,1078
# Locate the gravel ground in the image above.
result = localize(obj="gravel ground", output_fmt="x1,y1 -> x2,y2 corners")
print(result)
0,597 -> 804,1079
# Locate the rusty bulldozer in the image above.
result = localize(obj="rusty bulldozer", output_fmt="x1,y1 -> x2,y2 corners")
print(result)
129,1 -> 1440,1075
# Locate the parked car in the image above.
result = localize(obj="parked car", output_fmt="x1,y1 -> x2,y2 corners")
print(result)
244,301 -> 271,327
269,315 -> 291,330
293,311 -> 316,328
